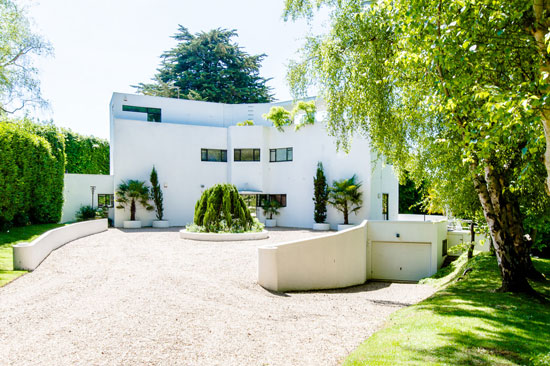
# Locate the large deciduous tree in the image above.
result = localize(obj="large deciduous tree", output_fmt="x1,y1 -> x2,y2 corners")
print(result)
284,0 -> 547,292
0,0 -> 51,114
134,26 -> 273,103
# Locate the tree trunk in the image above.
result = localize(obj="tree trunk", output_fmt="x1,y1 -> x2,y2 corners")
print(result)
130,199 -> 136,221
532,0 -> 550,195
343,202 -> 349,224
471,165 -> 534,293
467,221 -> 475,260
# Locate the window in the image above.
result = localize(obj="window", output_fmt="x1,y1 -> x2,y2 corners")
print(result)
269,147 -> 293,162
257,194 -> 287,208
382,193 -> 389,220
122,105 -> 162,122
98,194 -> 114,208
234,148 -> 260,162
201,149 -> 227,162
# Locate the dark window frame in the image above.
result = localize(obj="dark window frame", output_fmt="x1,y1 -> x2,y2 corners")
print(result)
234,148 -> 260,162
122,105 -> 162,122
98,194 -> 114,208
201,148 -> 227,162
257,194 -> 287,208
269,147 -> 293,162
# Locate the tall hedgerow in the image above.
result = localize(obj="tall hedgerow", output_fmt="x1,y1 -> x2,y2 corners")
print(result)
193,184 -> 253,232
0,122 -> 64,228
61,128 -> 109,174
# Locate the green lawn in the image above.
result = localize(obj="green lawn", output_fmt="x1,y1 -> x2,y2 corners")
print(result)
344,253 -> 550,366
0,223 -> 65,287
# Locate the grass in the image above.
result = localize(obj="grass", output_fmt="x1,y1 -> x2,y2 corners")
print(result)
0,223 -> 65,287
344,252 -> 550,366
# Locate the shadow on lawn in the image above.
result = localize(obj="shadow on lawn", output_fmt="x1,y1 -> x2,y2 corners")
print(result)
405,255 -> 550,365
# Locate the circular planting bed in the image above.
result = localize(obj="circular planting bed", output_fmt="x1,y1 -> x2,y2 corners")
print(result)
179,229 -> 269,241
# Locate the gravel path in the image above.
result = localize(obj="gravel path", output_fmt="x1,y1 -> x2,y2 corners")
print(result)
0,228 -> 435,366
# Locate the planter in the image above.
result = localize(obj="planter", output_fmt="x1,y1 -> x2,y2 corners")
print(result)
337,224 -> 355,231
152,220 -> 170,228
312,223 -> 330,231
123,220 -> 142,229
180,229 -> 269,241
265,219 -> 277,228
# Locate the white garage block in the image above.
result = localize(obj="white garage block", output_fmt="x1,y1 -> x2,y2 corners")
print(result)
372,241 -> 431,281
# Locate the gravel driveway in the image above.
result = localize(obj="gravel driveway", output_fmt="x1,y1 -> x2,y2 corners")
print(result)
0,228 -> 435,366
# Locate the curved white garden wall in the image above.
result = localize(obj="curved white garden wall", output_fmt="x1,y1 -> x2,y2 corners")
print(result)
258,221 -> 368,292
13,219 -> 108,271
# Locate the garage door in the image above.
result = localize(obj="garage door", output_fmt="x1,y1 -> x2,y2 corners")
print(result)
371,241 -> 431,281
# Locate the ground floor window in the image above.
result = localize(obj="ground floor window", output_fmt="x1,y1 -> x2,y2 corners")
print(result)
201,148 -> 227,162
257,194 -> 287,208
98,194 -> 114,208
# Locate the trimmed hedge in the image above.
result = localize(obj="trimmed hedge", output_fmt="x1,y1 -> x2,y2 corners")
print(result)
0,122 -> 65,228
193,184 -> 254,232
62,128 -> 109,175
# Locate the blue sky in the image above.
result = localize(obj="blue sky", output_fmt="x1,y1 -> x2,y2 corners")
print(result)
26,0 -> 317,139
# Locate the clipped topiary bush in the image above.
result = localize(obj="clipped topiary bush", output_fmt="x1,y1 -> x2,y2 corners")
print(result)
193,184 -> 256,233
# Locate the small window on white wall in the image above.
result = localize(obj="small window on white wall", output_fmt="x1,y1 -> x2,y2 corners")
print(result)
382,193 -> 389,220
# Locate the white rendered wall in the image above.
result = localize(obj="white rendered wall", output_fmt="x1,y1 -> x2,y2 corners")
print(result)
258,221 -> 368,291
61,174 -> 114,223
13,219 -> 108,271
110,93 -> 400,228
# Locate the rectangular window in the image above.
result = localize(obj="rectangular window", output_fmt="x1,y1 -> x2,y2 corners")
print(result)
98,194 -> 114,208
269,147 -> 293,162
382,193 -> 389,220
201,148 -> 227,162
257,194 -> 287,208
234,148 -> 260,162
122,105 -> 162,122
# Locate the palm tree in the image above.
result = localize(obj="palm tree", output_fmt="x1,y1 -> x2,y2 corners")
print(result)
116,180 -> 153,221
262,199 -> 281,220
328,175 -> 363,225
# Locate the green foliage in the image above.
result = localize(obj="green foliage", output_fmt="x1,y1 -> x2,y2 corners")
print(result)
236,120 -> 254,126
0,121 -> 64,229
261,199 -> 281,220
328,175 -> 362,225
115,180 -> 153,221
343,253 -> 550,365
61,128 -> 109,174
262,101 -> 317,132
0,0 -> 51,114
313,162 -> 329,223
133,26 -> 273,104
75,205 -> 100,222
193,183 -> 254,233
149,166 -> 164,220
398,176 -> 428,215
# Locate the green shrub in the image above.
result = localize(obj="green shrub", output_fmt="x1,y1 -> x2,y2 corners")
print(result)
193,184 -> 255,232
149,166 -> 164,220
75,205 -> 100,221
61,128 -> 109,175
313,162 -> 328,223
0,121 -> 65,229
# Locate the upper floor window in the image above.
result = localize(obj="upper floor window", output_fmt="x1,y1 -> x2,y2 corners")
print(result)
122,105 -> 162,122
98,194 -> 114,208
234,148 -> 260,162
270,147 -> 293,162
201,149 -> 227,162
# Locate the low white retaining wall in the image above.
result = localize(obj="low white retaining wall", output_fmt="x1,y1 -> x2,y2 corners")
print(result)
447,230 -> 490,253
397,214 -> 447,222
13,219 -> 108,271
180,230 -> 269,241
258,221 -> 368,292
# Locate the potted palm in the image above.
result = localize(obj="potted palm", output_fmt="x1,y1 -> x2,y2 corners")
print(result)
116,179 -> 154,228
150,166 -> 169,228
328,175 -> 363,231
262,199 -> 281,228
312,162 -> 330,230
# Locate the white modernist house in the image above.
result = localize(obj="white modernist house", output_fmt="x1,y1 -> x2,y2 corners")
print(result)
97,92 -> 398,229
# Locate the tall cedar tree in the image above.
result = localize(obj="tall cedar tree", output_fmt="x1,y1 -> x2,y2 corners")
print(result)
134,26 -> 273,103
150,166 -> 164,221
313,162 -> 328,223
